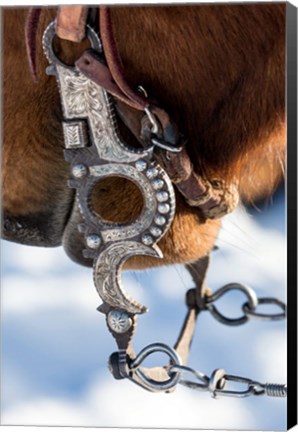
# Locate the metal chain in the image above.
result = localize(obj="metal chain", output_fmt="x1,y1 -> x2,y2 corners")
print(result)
204,283 -> 286,325
126,344 -> 287,398
123,283 -> 287,396
168,365 -> 287,398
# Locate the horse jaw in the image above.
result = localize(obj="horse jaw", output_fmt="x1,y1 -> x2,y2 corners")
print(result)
61,187 -> 221,270
62,199 -> 93,267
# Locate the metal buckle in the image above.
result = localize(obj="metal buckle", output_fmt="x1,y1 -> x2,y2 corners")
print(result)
144,107 -> 183,153
151,137 -> 183,153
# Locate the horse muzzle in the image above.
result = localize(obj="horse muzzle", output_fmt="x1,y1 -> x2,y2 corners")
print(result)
2,211 -> 67,247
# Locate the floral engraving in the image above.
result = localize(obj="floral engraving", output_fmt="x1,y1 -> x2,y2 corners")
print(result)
94,241 -> 161,314
56,65 -> 149,163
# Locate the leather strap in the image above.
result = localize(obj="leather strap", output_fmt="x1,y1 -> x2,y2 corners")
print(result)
156,150 -> 239,219
56,6 -> 88,43
25,7 -> 42,79
55,6 -> 149,111
114,100 -> 239,219
76,50 -> 149,111
25,6 -> 240,220
174,254 -> 211,364
99,7 -> 150,111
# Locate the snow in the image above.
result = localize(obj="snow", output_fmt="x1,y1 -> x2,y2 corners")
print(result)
0,190 -> 286,430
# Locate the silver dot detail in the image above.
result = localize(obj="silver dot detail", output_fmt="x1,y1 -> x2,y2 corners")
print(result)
156,191 -> 169,202
152,179 -> 164,190
155,215 -> 166,226
142,234 -> 154,245
150,226 -> 162,237
146,168 -> 158,179
72,164 -> 88,178
107,310 -> 132,334
86,234 -> 101,249
135,160 -> 147,172
158,203 -> 170,214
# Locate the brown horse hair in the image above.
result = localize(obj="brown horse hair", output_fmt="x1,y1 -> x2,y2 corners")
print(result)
2,6 -> 286,268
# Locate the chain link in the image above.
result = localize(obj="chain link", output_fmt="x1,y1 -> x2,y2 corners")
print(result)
113,283 -> 287,397
169,365 -> 209,391
126,347 -> 287,398
207,371 -> 287,398
204,283 -> 286,325
242,297 -> 286,321
129,343 -> 182,391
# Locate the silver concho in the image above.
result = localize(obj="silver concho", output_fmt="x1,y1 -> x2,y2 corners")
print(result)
86,234 -> 101,249
107,310 -> 132,333
43,21 -> 176,315
72,164 -> 88,178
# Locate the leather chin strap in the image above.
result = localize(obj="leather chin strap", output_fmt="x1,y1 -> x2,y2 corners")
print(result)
25,5 -> 239,220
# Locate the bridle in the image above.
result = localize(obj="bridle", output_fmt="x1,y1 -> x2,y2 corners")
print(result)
26,6 -> 287,398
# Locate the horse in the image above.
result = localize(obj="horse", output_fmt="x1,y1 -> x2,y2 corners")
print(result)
2,4 -> 285,272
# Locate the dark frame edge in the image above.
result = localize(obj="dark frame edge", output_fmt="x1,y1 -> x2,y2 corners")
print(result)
286,1 -> 298,430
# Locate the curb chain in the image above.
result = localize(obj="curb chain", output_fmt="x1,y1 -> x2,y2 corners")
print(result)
122,283 -> 287,397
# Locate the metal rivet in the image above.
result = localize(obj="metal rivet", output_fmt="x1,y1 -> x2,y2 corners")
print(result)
146,168 -> 158,179
135,160 -> 147,171
142,234 -> 154,245
150,226 -> 162,237
155,215 -> 166,226
158,203 -> 170,214
72,164 -> 88,178
86,234 -> 101,249
156,191 -> 169,202
152,179 -> 164,190
107,310 -> 132,334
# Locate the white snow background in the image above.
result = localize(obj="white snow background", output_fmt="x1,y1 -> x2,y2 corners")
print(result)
1,189 -> 286,430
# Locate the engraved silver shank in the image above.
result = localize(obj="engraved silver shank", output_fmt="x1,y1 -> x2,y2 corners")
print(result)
42,21 -> 176,314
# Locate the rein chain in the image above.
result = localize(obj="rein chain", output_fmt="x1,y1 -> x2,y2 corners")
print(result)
27,6 -> 287,398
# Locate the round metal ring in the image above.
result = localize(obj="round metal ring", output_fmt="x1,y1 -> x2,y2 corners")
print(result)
209,368 -> 226,398
42,20 -> 102,67
130,343 -> 182,391
144,107 -> 160,135
205,283 -> 258,326
79,162 -> 175,246
242,297 -> 286,321
169,364 -> 209,390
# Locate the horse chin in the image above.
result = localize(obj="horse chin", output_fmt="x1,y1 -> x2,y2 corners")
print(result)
2,206 -> 72,248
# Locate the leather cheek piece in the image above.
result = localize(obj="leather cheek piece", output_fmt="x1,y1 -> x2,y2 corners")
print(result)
56,6 -> 88,43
